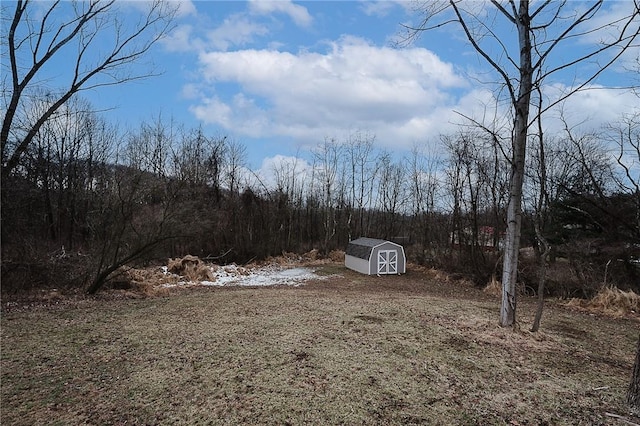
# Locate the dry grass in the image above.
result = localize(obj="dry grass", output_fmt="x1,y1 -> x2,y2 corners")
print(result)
567,287 -> 640,317
2,264 -> 639,425
328,249 -> 345,262
483,275 -> 502,297
167,255 -> 215,281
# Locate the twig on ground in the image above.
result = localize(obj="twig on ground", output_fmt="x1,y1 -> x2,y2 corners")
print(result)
604,412 -> 640,426
202,248 -> 233,261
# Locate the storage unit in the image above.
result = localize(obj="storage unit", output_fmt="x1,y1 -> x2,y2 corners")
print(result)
345,237 -> 406,275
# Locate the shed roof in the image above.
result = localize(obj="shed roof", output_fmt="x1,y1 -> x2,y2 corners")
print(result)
346,237 -> 397,260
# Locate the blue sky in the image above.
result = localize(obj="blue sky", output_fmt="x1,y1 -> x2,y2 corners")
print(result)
24,1 -> 640,174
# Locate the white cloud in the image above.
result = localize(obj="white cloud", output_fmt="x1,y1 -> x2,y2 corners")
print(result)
248,0 -> 313,28
254,154 -> 314,190
359,0 -> 412,17
189,96 -> 233,128
359,1 -> 397,17
544,84 -> 640,133
122,0 -> 196,19
190,36 -> 468,151
186,24 -> 637,159
180,83 -> 201,100
174,0 -> 197,17
207,13 -> 270,51
162,24 -> 205,52
162,8 -> 273,53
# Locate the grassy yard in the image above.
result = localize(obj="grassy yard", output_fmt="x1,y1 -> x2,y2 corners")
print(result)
1,264 -> 638,425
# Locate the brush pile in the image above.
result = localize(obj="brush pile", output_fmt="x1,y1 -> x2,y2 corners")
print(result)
568,286 -> 639,317
167,255 -> 215,281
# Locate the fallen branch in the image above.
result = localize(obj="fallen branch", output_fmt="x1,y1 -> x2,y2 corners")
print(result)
604,412 -> 640,426
202,248 -> 233,261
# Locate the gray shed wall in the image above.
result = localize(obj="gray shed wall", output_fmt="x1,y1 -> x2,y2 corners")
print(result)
344,239 -> 406,275
344,255 -> 370,275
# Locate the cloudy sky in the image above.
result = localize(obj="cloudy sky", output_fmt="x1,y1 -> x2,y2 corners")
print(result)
87,0 -> 639,171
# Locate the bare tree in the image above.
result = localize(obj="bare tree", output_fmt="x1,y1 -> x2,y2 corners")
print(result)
126,114 -> 176,180
529,86 -> 551,332
269,152 -> 309,250
403,0 -> 640,327
1,0 -> 176,178
442,131 -> 504,279
224,138 -> 247,197
40,97 -> 104,247
345,132 -> 377,240
86,165 -> 179,295
407,144 -> 441,261
86,119 -> 187,294
606,111 -> 640,238
312,138 -> 343,254
629,335 -> 640,415
375,152 -> 407,239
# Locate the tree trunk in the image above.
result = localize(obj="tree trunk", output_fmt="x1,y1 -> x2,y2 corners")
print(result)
530,224 -> 550,332
629,334 -> 640,415
500,0 -> 533,328
531,83 -> 550,333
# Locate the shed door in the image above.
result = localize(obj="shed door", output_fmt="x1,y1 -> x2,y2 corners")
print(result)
377,250 -> 398,274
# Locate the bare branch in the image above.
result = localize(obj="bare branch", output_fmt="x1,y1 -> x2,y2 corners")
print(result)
530,0 -> 554,22
1,0 -> 177,177
450,1 -> 516,105
533,1 -> 604,70
490,0 -> 515,24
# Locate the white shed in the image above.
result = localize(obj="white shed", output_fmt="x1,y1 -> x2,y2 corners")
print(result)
345,237 -> 406,275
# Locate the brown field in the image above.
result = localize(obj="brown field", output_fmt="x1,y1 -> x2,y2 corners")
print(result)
1,263 -> 639,425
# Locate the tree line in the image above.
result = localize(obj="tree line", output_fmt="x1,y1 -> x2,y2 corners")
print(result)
1,100 -> 638,297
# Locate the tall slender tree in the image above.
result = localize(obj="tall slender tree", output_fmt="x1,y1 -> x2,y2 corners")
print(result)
404,0 -> 640,327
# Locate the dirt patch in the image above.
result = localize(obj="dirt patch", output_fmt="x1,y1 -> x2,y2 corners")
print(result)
548,321 -> 590,340
352,314 -> 385,324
